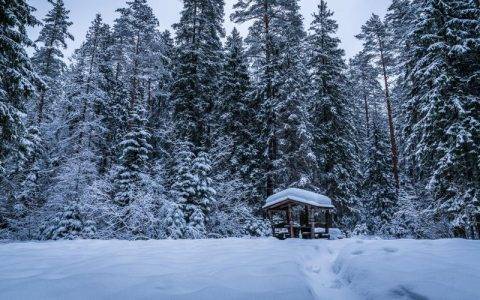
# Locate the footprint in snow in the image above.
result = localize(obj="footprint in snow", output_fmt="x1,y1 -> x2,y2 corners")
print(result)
351,249 -> 364,255
331,279 -> 343,289
390,285 -> 429,300
383,247 -> 398,254
307,265 -> 321,274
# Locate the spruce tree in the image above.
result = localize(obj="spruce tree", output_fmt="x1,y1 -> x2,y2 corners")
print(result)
162,200 -> 187,239
39,15 -> 114,240
5,126 -> 46,238
232,0 -> 318,197
216,28 -> 256,180
169,140 -> 196,238
273,1 -> 317,191
107,0 -> 164,153
211,28 -> 267,235
191,151 -> 216,223
172,0 -> 225,149
308,0 -> 359,227
0,0 -> 41,235
348,51 -> 383,144
363,100 -> 398,236
232,0 -> 282,196
403,0 -> 480,238
115,104 -> 152,202
116,0 -> 161,108
42,200 -> 95,240
385,0 -> 416,72
108,104 -> 161,239
170,141 -> 196,212
32,0 -> 73,124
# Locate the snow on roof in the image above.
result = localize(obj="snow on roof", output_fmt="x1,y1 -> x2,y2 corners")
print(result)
263,188 -> 334,209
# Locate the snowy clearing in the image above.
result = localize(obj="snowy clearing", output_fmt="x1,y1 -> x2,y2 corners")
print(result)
0,238 -> 479,300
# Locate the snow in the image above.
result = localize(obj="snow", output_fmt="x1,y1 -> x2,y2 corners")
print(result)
263,188 -> 334,209
0,238 -> 479,300
315,227 -> 345,239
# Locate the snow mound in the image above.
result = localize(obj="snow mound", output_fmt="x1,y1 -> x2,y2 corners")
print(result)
0,238 -> 479,300
333,238 -> 480,300
263,188 -> 334,209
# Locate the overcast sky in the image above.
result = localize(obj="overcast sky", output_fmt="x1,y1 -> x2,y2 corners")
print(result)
28,0 -> 390,60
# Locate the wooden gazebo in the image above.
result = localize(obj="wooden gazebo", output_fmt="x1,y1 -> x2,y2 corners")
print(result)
263,188 -> 335,239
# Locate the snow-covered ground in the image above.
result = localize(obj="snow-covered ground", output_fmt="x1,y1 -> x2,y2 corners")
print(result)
0,238 -> 479,300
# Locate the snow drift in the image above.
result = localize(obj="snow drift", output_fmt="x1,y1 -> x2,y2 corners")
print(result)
0,238 -> 478,300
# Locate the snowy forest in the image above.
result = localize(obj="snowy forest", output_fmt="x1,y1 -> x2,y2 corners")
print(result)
1,0 -> 479,241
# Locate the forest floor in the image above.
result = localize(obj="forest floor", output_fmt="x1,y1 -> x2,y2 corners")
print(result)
0,237 -> 479,300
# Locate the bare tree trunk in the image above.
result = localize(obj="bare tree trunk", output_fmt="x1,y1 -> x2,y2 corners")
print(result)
363,94 -> 370,136
264,0 -> 276,197
131,31 -> 141,111
37,91 -> 46,124
379,44 -> 400,189
361,69 -> 370,137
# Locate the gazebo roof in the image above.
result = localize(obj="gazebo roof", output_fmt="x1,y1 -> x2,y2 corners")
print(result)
263,188 -> 334,209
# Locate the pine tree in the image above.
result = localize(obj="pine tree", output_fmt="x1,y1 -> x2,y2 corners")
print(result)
172,0 -> 225,149
109,101 -> 159,239
116,0 -> 161,108
107,0 -> 164,155
357,14 -> 400,188
232,0 -> 282,196
5,126 -> 46,239
41,200 -> 95,240
216,28 -> 256,180
207,28 -> 269,235
232,0 -> 318,197
168,140 -> 196,238
19,2 -> 74,234
147,30 -> 174,162
308,0 -> 359,227
348,51 -> 383,144
348,50 -> 387,178
273,0 -> 317,191
191,151 -> 216,222
162,200 -> 187,239
385,0 -> 419,176
39,15 -> 114,240
0,0 -> 41,235
187,206 -> 207,239
363,100 -> 398,236
32,0 -> 73,124
113,103 -> 153,214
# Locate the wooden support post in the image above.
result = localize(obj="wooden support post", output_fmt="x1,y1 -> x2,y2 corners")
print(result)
309,206 -> 315,239
288,204 -> 294,238
268,210 -> 275,237
325,210 -> 331,235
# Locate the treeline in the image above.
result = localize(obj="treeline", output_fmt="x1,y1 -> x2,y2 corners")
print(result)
0,0 -> 478,240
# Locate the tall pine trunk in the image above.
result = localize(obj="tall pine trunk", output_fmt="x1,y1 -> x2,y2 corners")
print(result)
264,0 -> 276,196
379,40 -> 399,189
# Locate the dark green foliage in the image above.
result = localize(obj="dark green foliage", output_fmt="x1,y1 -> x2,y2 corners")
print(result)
403,0 -> 480,237
308,0 -> 359,228
171,0 -> 225,149
0,0 -> 42,235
